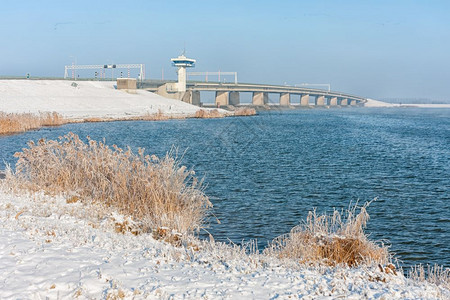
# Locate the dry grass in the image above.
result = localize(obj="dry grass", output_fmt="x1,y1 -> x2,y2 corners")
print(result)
264,202 -> 390,267
83,111 -> 174,123
409,264 -> 450,289
0,107 -> 251,134
9,132 -> 211,235
234,107 -> 256,116
0,112 -> 65,135
139,109 -> 170,121
83,117 -> 103,123
194,109 -> 225,118
39,112 -> 65,126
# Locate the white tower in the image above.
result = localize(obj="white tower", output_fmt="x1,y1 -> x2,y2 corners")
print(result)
171,54 -> 196,92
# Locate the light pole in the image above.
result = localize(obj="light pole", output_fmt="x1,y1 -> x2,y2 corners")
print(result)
69,56 -> 77,80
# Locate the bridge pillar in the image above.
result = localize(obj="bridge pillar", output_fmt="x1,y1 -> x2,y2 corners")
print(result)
329,96 -> 338,106
280,92 -> 290,106
350,100 -> 357,106
340,98 -> 348,106
315,95 -> 325,106
215,91 -> 229,107
229,91 -> 240,106
300,94 -> 310,106
252,92 -> 268,105
191,91 -> 201,106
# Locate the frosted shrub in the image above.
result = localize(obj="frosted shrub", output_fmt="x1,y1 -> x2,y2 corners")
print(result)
194,109 -> 224,118
265,202 -> 390,267
10,132 -> 211,235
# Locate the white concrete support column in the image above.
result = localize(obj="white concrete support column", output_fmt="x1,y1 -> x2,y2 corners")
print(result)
229,91 -> 240,106
300,94 -> 310,106
177,67 -> 187,92
315,95 -> 325,106
329,96 -> 338,106
280,92 -> 290,106
252,92 -> 268,105
215,91 -> 229,107
191,91 -> 201,106
350,100 -> 357,106
340,98 -> 348,106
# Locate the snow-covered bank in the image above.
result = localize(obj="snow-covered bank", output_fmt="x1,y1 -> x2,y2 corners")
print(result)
364,99 -> 450,108
364,99 -> 399,107
401,103 -> 450,108
0,80 -> 231,120
1,186 -> 448,299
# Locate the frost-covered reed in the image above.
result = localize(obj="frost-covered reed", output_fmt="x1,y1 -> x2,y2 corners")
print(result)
409,264 -> 450,290
8,132 -> 211,235
194,109 -> 224,118
264,202 -> 390,267
0,112 -> 65,134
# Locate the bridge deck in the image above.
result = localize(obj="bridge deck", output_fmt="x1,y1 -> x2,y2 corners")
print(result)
189,83 -> 366,102
141,81 -> 367,103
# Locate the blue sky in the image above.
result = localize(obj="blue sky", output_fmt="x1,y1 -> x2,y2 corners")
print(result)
1,0 -> 449,101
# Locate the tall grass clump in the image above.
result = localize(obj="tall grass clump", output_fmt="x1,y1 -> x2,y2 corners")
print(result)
265,202 -> 390,267
409,264 -> 450,290
194,109 -> 225,118
0,111 -> 65,135
10,132 -> 211,235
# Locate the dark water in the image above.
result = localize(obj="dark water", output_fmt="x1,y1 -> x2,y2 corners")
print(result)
1,108 -> 449,268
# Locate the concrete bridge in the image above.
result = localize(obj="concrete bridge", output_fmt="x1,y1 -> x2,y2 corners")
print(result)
141,81 -> 367,107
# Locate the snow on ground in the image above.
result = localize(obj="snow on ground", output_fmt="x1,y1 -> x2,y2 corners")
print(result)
364,99 -> 450,108
402,103 -> 450,108
364,99 -> 399,107
0,80 -> 229,120
0,184 -> 448,299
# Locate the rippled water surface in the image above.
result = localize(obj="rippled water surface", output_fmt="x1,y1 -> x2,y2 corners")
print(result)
1,108 -> 449,268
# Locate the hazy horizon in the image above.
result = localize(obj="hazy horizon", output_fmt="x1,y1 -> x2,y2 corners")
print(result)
1,0 -> 449,102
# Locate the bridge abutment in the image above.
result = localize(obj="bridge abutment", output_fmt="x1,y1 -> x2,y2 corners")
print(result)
280,93 -> 290,106
252,92 -> 268,105
215,91 -> 229,106
229,91 -> 240,106
315,95 -> 325,106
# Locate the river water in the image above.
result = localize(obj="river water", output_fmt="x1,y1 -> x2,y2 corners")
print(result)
1,108 -> 449,268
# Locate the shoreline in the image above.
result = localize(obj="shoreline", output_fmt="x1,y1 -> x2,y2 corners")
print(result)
0,108 -> 255,136
1,185 -> 448,299
0,79 -> 254,121
364,99 -> 450,108
0,79 -> 255,135
1,80 -> 449,298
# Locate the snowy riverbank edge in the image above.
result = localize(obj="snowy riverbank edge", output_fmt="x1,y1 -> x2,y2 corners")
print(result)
0,80 -> 235,121
364,99 -> 450,108
0,185 -> 448,299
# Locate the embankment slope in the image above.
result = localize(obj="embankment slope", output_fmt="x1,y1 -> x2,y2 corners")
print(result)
0,80 -> 226,120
